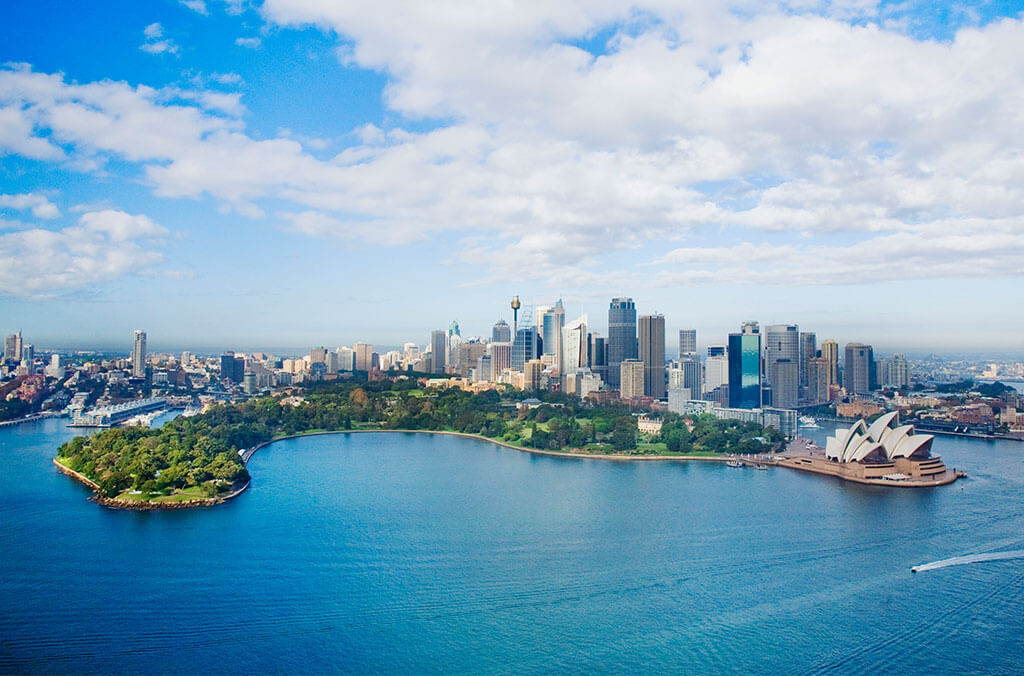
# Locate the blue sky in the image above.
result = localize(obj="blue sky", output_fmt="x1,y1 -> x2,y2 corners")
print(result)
2,0 -> 1023,355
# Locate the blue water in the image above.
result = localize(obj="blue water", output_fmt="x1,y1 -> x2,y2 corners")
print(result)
2,420 -> 1023,674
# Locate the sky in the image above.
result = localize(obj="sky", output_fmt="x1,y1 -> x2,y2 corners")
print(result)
2,0 -> 1023,355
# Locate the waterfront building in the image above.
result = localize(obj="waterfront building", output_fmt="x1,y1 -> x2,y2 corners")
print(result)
607,297 -> 637,389
844,343 -> 875,395
639,314 -> 666,399
131,330 -> 146,378
353,343 -> 374,372
799,332 -> 816,391
491,319 -> 511,344
762,407 -> 798,438
820,339 -> 839,388
823,412 -> 948,479
619,359 -> 645,401
728,323 -> 761,409
430,330 -> 447,374
678,329 -> 697,358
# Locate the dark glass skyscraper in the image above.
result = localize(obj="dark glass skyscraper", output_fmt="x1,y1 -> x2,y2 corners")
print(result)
639,314 -> 666,399
728,330 -> 761,409
607,297 -> 637,389
512,326 -> 539,372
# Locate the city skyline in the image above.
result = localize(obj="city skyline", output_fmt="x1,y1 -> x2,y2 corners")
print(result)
3,3 -> 1024,351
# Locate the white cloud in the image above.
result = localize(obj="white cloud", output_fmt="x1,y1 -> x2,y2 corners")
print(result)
5,6 -> 1024,289
179,0 -> 208,15
235,36 -> 262,49
0,193 -> 60,219
0,210 -> 169,297
141,23 -> 179,54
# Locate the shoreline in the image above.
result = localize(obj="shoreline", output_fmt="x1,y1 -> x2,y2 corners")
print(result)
57,426 -> 964,510
53,457 -> 249,511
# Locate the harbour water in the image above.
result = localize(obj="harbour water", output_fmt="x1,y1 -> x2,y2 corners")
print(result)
1,418 -> 1022,673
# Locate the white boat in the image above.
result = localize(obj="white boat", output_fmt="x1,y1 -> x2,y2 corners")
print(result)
798,416 -> 820,428
726,460 -> 743,468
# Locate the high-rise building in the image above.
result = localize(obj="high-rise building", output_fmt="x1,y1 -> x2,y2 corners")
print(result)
764,324 -> 799,387
820,339 -> 839,389
3,331 -> 22,362
131,330 -> 147,378
638,314 -> 666,399
476,355 -> 492,382
772,358 -> 799,409
607,297 -> 637,389
807,357 -> 831,403
446,321 -> 462,367
561,315 -> 588,375
678,329 -> 697,358
541,300 -> 566,368
430,330 -> 447,374
705,345 -> 728,396
888,353 -> 909,389
21,344 -> 34,372
490,342 -> 512,380
844,343 -> 875,395
588,334 -> 607,383
491,319 -> 511,344
456,341 -> 487,377
619,359 -> 645,401
523,359 -> 544,390
353,342 -> 374,372
337,346 -> 355,371
512,326 -> 539,372
799,332 -> 817,390
310,347 -> 327,365
728,323 -> 761,409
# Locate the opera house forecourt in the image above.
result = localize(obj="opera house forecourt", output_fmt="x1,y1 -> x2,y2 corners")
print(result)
779,412 -> 963,486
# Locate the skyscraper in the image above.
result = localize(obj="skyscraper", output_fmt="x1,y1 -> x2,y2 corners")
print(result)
844,343 -> 874,395
353,342 -> 374,372
607,297 -> 637,389
561,315 -> 588,375
639,314 -> 666,399
799,331 -> 817,391
678,329 -> 697,358
131,330 -> 147,378
820,339 -> 839,389
772,359 -> 799,409
728,322 -> 761,409
705,345 -> 728,396
807,357 -> 831,403
888,353 -> 909,389
310,347 -> 327,364
490,342 -> 512,380
541,300 -> 566,368
619,359 -> 645,401
491,319 -> 511,343
3,332 -> 21,362
588,333 -> 607,383
512,326 -> 539,372
431,330 -> 447,374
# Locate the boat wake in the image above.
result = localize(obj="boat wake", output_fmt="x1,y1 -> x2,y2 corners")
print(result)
911,549 -> 1024,573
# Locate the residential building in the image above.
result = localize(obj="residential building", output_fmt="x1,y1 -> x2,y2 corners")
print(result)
619,359 -> 645,401
132,330 -> 147,378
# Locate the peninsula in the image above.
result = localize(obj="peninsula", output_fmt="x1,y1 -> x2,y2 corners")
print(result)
55,378 -> 785,508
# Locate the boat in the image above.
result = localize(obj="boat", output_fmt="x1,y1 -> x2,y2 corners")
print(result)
755,463 -> 768,470
798,416 -> 820,428
726,460 -> 743,468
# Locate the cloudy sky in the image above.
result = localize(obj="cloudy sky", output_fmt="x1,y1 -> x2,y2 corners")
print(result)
2,0 -> 1023,354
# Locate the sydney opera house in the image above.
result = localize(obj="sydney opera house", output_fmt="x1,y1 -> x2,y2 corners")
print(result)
781,412 -> 959,485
